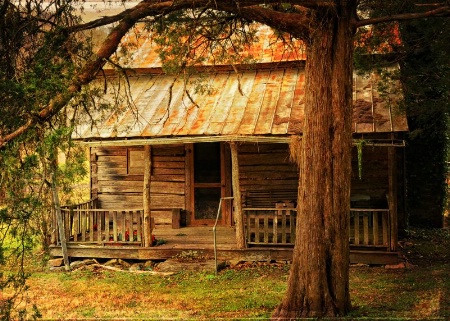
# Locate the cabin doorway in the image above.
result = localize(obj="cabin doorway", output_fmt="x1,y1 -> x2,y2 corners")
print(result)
186,143 -> 231,226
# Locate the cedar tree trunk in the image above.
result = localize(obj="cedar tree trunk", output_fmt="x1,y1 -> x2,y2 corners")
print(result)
273,3 -> 355,318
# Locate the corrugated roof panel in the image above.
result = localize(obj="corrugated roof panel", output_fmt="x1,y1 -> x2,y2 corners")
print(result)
254,69 -> 284,134
221,71 -> 256,135
272,68 -> 298,134
196,73 -> 232,135
287,72 -> 306,134
237,70 -> 271,135
205,73 -> 238,135
188,73 -> 228,135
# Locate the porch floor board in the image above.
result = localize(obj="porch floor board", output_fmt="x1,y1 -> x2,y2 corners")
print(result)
50,226 -> 399,265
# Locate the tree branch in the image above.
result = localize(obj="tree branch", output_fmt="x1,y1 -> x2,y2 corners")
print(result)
0,1 -> 180,148
354,5 -> 450,28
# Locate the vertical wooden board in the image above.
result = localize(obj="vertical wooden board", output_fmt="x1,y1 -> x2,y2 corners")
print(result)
105,211 -> 110,242
290,211 -> 296,244
363,214 -> 369,245
89,211 -> 94,242
373,211 -> 379,245
113,211 -> 118,242
255,216 -> 260,243
95,211 -> 100,242
136,210 -> 142,243
73,212 -> 79,242
382,211 -> 389,246
121,211 -> 126,242
184,144 -> 193,226
388,147 -> 398,251
282,211 -> 287,244
246,214 -> 251,242
264,215 -> 269,243
81,211 -> 86,242
349,213 -> 353,244
354,213 -> 360,245
273,214 -> 278,244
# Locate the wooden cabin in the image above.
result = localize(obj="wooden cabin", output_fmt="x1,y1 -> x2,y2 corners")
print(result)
50,27 -> 407,265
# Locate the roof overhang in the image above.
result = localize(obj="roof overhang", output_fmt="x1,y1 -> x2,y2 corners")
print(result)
77,135 -> 406,147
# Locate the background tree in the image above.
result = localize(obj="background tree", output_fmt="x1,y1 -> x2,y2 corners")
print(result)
400,13 -> 450,229
0,1 -> 449,319
0,1 -> 89,318
354,1 -> 450,229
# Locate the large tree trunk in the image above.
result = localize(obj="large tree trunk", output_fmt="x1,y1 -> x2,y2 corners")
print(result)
273,4 -> 355,319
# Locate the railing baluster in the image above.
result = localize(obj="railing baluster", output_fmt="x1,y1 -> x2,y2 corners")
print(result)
81,210 -> 86,242
97,211 -> 102,243
105,211 -> 110,243
113,211 -> 118,242
255,214 -> 260,243
354,212 -> 360,245
373,211 -> 379,245
136,210 -> 142,243
363,213 -> 369,245
89,209 -> 94,242
263,215 -> 269,243
73,209 -> 78,242
290,210 -> 296,243
273,210 -> 278,244
382,211 -> 388,245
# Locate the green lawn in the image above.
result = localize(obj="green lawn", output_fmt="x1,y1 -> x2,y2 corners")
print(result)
15,228 -> 450,320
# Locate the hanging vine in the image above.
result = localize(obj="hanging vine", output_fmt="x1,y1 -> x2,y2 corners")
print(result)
354,139 -> 366,180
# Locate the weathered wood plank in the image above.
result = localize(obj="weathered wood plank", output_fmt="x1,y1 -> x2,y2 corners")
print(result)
363,214 -> 369,245
354,213 -> 360,245
373,211 -> 379,245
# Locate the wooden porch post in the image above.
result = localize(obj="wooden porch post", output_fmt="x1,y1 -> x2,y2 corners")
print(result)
50,151 -> 70,271
230,142 -> 245,249
388,146 -> 398,252
143,145 -> 153,247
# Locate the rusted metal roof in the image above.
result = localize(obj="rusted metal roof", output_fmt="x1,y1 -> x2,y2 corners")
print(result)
115,25 -> 306,69
73,65 -> 408,143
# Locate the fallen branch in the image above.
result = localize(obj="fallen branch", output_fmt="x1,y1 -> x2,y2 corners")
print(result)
91,263 -> 175,276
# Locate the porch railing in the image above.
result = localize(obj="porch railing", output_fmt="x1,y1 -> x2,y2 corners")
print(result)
244,207 -> 296,246
350,209 -> 390,247
59,199 -> 144,245
244,207 -> 391,249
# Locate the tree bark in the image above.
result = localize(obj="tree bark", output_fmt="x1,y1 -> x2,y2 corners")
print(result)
272,2 -> 355,318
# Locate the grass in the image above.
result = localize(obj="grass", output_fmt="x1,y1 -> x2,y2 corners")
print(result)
15,228 -> 450,320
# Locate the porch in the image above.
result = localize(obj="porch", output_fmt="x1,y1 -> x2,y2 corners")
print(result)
50,199 -> 400,265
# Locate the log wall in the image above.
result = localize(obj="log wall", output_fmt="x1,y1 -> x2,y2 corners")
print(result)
91,145 -> 186,225
238,143 -> 299,208
90,142 -> 402,226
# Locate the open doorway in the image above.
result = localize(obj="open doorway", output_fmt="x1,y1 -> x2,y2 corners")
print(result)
186,142 -> 230,226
